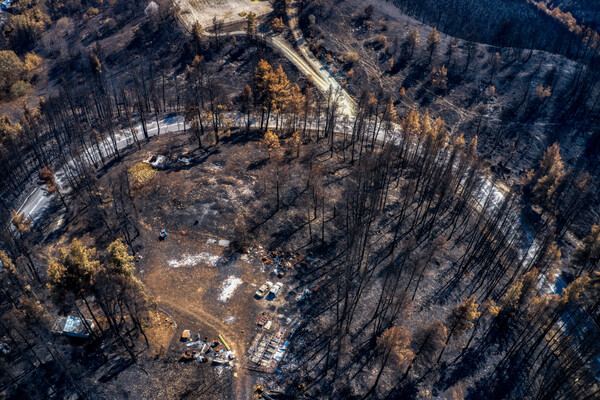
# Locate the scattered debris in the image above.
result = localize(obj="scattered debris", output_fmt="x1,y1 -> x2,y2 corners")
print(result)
247,329 -> 288,372
295,288 -> 311,302
218,334 -> 231,351
264,320 -> 273,330
209,162 -> 224,171
180,349 -> 211,363
256,314 -> 271,327
185,340 -> 209,350
212,349 -> 236,364
247,246 -> 306,274
175,157 -> 191,167
272,340 -> 289,362
154,156 -> 166,169
218,276 -> 243,302
180,350 -> 197,361
179,333 -> 236,366
143,153 -> 167,169
206,237 -> 230,247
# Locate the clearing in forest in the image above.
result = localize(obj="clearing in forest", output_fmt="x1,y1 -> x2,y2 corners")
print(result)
177,0 -> 272,28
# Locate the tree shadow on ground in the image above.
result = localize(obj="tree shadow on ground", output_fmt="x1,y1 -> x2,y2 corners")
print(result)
97,356 -> 135,383
434,347 -> 488,394
468,364 -> 520,400
382,380 -> 418,399
219,128 -> 263,147
246,157 -> 269,171
268,215 -> 306,249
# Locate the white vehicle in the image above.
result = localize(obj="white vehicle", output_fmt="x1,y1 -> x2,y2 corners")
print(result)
268,282 -> 284,299
151,155 -> 167,169
255,281 -> 274,298
144,153 -> 167,169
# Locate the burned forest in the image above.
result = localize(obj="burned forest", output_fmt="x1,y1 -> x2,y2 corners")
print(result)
0,0 -> 599,399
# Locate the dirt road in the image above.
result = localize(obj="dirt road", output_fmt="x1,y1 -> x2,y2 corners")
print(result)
204,28 -> 356,117
270,35 -> 356,116
286,0 -> 356,116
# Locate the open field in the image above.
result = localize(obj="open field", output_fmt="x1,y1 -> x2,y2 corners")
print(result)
177,0 -> 272,28
42,128 -> 327,398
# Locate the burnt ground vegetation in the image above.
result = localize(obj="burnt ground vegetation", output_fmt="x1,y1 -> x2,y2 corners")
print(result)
0,0 -> 600,399
297,0 -> 600,238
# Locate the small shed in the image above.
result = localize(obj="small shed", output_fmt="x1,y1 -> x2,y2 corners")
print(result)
144,1 -> 158,15
53,316 -> 94,338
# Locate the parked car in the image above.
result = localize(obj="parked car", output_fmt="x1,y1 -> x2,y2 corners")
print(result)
255,281 -> 273,298
267,282 -> 284,299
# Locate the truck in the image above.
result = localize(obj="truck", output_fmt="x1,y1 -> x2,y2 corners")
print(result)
267,282 -> 283,299
255,281 -> 274,298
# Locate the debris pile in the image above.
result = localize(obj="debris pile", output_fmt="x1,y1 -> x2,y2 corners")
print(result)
52,316 -> 94,338
206,237 -> 230,247
143,153 -> 167,169
174,157 -> 191,168
247,328 -> 289,372
247,246 -> 307,276
179,332 -> 237,366
256,313 -> 275,330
